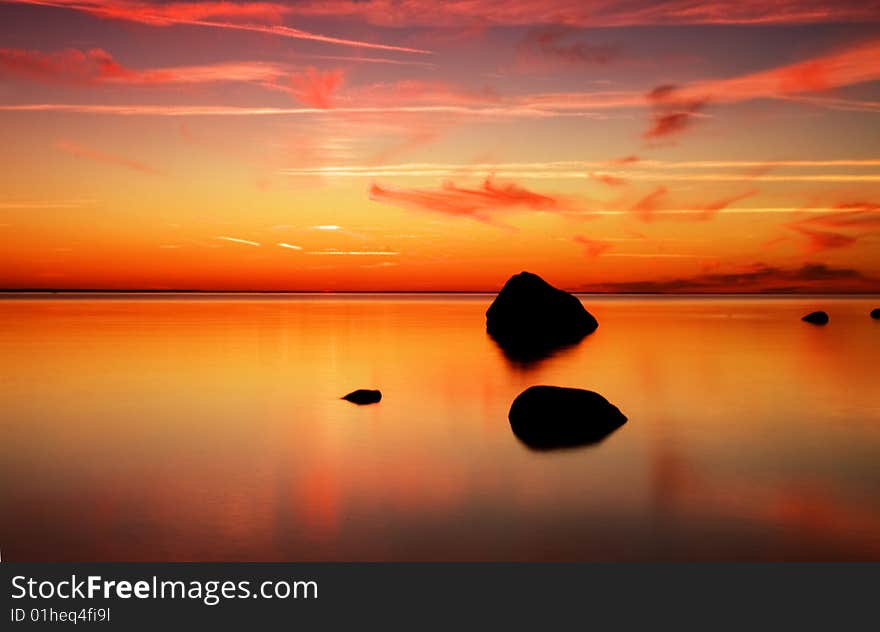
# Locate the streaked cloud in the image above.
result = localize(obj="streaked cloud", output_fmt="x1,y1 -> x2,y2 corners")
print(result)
573,235 -> 613,257
215,236 -> 260,246
56,139 -> 161,174
282,1 -> 880,28
369,177 -> 563,225
1,1 -> 429,54
0,47 -> 286,86
307,249 -> 400,256
278,242 -> 303,250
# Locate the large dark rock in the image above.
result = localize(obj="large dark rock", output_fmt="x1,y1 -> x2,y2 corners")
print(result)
802,311 -> 829,325
508,385 -> 626,450
342,389 -> 382,405
871,308 -> 880,320
486,272 -> 598,364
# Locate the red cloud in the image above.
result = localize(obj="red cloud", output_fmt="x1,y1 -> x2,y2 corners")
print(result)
643,84 -> 709,140
290,67 -> 345,108
589,172 -> 628,187
369,177 -> 562,225
0,48 -> 285,86
610,154 -> 640,165
0,48 -> 129,84
282,1 -> 880,28
41,0 -> 291,25
784,200 -> 880,252
56,139 -> 161,174
629,187 -> 757,222
631,186 -> 668,221
573,235 -> 613,257
5,1 -> 428,54
789,226 -> 858,252
697,189 -> 758,219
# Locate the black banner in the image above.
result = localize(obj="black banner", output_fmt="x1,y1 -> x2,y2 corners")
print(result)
2,563 -> 877,629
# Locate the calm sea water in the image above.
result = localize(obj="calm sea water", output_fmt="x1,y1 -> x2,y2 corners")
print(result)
1,294 -> 878,561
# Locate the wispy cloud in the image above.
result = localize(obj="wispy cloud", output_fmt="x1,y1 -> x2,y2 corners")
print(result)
0,47 -> 286,86
281,1 -> 880,28
5,38 -> 880,123
515,26 -> 618,72
643,84 -> 709,140
56,139 -> 160,174
631,186 -> 668,221
573,235 -> 613,257
369,177 -> 563,225
784,201 -> 880,252
290,67 -> 344,108
789,226 -> 859,252
215,236 -> 260,246
278,242 -> 303,250
1,0 -> 429,54
0,198 -> 94,209
307,249 -> 400,256
279,159 -> 880,183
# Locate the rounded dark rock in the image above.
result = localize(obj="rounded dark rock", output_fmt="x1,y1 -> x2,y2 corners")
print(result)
801,311 -> 829,325
342,389 -> 382,405
871,308 -> 880,320
508,385 -> 627,450
486,272 -> 598,363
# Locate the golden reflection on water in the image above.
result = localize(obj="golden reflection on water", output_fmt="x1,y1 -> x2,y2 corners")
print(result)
1,295 -> 878,560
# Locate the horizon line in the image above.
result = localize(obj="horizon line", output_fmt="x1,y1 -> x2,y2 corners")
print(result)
2,289 -> 879,296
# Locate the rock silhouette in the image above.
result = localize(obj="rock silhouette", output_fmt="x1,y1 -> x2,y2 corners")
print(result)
486,272 -> 598,364
802,311 -> 829,325
871,308 -> 880,319
508,385 -> 627,450
342,389 -> 382,405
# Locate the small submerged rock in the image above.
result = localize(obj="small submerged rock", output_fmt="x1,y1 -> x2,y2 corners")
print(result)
802,311 -> 829,325
342,389 -> 382,405
508,385 -> 627,450
871,308 -> 880,320
486,272 -> 598,364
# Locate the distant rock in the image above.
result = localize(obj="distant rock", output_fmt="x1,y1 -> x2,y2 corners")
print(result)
486,272 -> 598,364
802,311 -> 829,325
871,308 -> 880,320
342,389 -> 382,405
508,385 -> 627,450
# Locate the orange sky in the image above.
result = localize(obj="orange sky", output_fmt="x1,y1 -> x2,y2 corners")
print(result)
1,0 -> 879,291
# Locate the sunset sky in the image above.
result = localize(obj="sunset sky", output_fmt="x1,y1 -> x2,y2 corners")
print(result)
1,0 -> 879,291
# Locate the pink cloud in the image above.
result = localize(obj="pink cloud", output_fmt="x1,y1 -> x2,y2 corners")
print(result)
290,67 -> 345,108
0,47 -> 286,86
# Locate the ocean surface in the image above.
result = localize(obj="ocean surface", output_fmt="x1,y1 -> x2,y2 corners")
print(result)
1,294 -> 878,561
